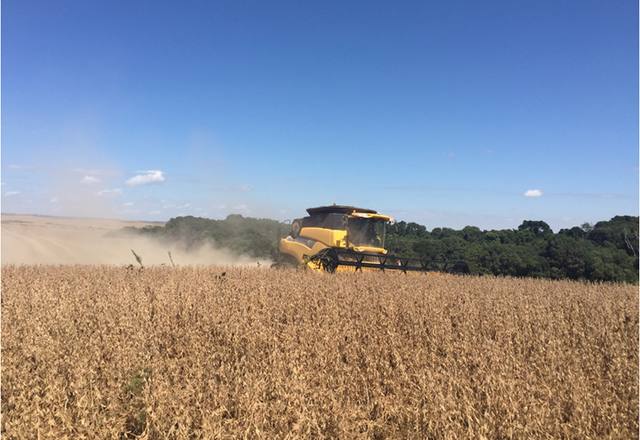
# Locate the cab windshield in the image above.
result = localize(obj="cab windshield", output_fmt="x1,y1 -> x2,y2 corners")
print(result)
347,218 -> 386,247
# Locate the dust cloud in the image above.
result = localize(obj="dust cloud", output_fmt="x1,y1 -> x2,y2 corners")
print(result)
1,214 -> 267,266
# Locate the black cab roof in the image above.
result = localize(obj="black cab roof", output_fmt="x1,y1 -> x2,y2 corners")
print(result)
306,205 -> 377,216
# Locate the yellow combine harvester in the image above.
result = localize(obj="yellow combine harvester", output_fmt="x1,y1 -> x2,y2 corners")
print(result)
275,205 -> 427,272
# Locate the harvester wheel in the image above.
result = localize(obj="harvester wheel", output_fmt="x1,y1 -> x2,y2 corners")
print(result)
270,254 -> 300,270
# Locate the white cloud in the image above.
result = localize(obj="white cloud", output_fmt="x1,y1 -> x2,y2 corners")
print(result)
126,170 -> 165,186
97,188 -> 123,197
232,203 -> 249,212
72,167 -> 120,178
524,189 -> 543,198
82,175 -> 101,184
122,202 -> 134,207
161,201 -> 191,210
4,191 -> 20,197
50,197 -> 59,203
148,210 -> 161,215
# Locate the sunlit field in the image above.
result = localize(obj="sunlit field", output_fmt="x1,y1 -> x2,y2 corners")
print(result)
2,266 -> 637,439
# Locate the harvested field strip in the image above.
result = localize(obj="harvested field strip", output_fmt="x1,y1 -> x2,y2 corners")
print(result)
1,266 -> 637,439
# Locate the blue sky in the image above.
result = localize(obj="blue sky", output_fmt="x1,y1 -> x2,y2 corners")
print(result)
2,0 -> 638,230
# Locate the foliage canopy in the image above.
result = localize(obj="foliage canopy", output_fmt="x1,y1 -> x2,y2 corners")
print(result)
129,215 -> 638,283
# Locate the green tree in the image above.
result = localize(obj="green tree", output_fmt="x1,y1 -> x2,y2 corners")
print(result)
518,220 -> 552,235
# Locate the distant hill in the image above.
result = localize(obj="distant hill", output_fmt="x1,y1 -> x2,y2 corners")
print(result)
127,214 -> 639,283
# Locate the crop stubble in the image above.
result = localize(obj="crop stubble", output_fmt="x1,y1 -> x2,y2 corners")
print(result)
1,266 -> 637,439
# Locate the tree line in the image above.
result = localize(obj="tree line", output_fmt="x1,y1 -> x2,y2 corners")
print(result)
386,216 -> 638,283
127,214 -> 638,283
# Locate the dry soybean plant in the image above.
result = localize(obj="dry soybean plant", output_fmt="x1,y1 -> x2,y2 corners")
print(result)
1,266 -> 637,439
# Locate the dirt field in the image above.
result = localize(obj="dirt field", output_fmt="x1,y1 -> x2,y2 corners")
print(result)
2,266 -> 637,439
1,214 -> 262,266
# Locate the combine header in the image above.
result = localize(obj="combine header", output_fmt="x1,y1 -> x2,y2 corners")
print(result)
275,205 -> 428,273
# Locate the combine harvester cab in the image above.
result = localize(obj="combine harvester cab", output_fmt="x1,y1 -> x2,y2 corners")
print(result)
277,205 -> 428,273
